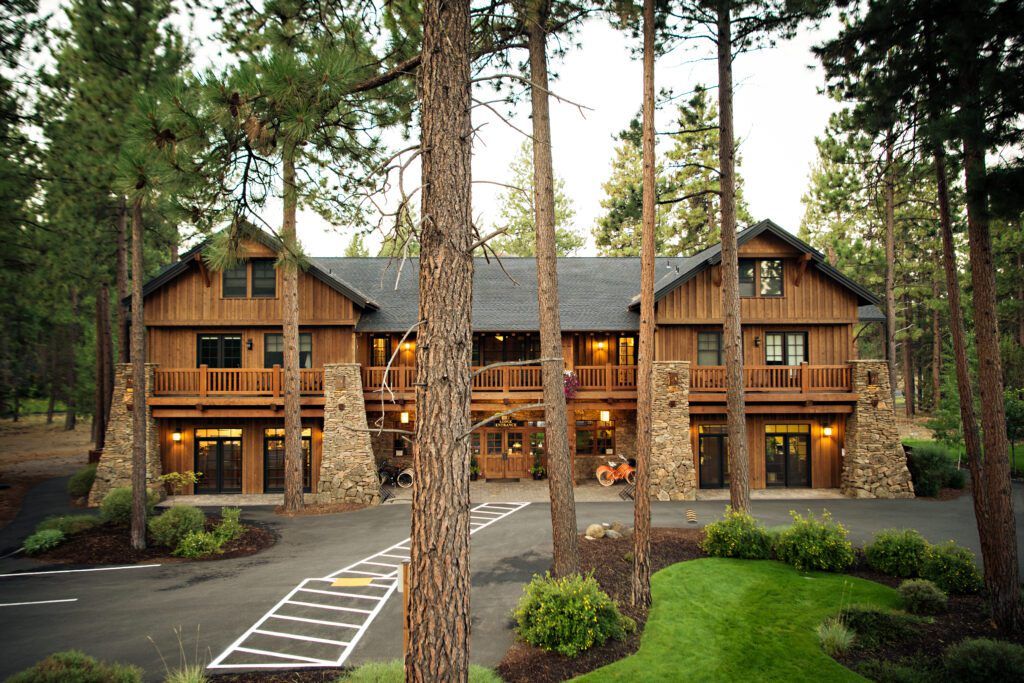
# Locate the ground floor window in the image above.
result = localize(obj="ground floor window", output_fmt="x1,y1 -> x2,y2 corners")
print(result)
765,423 -> 811,487
575,419 -> 615,455
263,428 -> 312,493
194,428 -> 243,493
698,424 -> 730,489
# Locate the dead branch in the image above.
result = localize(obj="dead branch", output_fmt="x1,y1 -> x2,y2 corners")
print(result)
471,357 -> 563,378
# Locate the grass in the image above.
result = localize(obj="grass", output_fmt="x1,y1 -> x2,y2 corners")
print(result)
576,558 -> 900,682
903,437 -> 1024,474
335,660 -> 502,682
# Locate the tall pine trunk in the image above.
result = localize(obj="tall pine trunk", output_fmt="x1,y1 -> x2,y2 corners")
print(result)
524,0 -> 579,578
116,198 -> 130,364
716,0 -> 750,512
406,0 -> 473,679
281,145 -> 304,513
631,0 -> 656,609
94,284 -> 112,451
902,293 -> 915,417
64,288 -> 79,431
931,276 -> 941,412
883,137 -> 899,406
130,197 -> 147,551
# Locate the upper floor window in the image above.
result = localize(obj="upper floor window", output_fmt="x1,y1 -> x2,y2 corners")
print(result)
617,336 -> 637,366
251,260 -> 277,297
697,331 -> 723,366
737,258 -> 784,297
739,260 -> 755,297
197,334 -> 242,368
370,335 -> 390,367
222,265 -> 247,298
760,259 -> 784,296
264,333 -> 312,368
764,332 -> 807,366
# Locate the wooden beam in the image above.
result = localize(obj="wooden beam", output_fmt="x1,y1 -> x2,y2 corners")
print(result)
712,264 -> 722,287
690,404 -> 853,414
152,408 -> 325,418
193,253 -> 212,288
794,252 -> 812,286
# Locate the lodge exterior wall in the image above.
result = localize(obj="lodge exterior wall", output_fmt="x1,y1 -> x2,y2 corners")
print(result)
318,363 -> 380,505
650,361 -> 696,500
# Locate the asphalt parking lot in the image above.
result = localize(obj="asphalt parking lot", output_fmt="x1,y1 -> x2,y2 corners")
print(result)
0,478 -> 1021,681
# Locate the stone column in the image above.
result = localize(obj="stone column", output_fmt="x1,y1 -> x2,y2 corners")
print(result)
318,363 -> 381,505
842,359 -> 915,498
650,361 -> 696,500
88,364 -> 162,506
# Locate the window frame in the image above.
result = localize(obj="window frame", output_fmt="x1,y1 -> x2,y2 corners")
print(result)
196,334 -> 243,368
697,331 -> 724,366
574,419 -> 616,455
738,259 -> 756,297
759,259 -> 784,297
222,264 -> 248,298
617,335 -> 637,366
764,331 -> 808,366
250,259 -> 277,298
263,332 -> 312,369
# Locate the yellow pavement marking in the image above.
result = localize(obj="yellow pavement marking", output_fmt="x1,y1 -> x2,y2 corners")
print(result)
332,578 -> 374,587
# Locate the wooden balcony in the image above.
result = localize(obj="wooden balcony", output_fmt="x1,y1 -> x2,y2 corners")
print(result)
690,364 -> 853,394
360,364 -> 638,394
153,365 -> 325,397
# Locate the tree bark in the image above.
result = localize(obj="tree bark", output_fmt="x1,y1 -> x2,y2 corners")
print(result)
94,284 -> 112,451
716,0 -> 749,513
64,288 -> 79,431
902,293 -> 915,417
931,276 -> 941,412
129,197 -> 147,551
883,136 -> 899,407
281,144 -> 304,513
406,0 -> 473,680
116,197 -> 130,364
631,0 -> 656,609
524,0 -> 579,578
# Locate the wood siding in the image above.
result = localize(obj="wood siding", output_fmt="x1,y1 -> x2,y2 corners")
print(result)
656,324 -> 852,365
148,327 -> 355,367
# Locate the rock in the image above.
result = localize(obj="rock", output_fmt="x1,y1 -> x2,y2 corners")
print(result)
605,529 -> 622,540
610,521 -> 625,533
585,523 -> 605,539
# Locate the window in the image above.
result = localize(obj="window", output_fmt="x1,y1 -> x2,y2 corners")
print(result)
371,336 -> 389,367
618,336 -> 637,366
473,332 -> 540,365
575,419 -> 616,455
739,259 -> 756,297
264,333 -> 312,368
222,264 -> 247,298
760,259 -> 784,296
697,331 -> 723,366
263,427 -> 312,492
251,260 -> 277,297
197,335 -> 242,368
764,332 -> 807,365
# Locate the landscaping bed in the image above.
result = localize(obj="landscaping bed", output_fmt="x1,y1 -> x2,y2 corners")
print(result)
209,667 -> 349,682
496,526 -> 705,683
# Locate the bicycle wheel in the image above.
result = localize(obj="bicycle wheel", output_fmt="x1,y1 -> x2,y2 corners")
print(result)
625,469 -> 636,486
596,468 -> 615,487
397,469 -> 414,488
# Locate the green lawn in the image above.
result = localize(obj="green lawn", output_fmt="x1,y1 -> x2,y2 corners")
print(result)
577,558 -> 900,682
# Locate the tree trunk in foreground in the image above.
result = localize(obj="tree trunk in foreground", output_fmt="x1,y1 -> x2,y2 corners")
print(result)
631,0 -> 656,609
94,283 -> 112,451
130,197 -> 147,551
902,295 -> 915,417
883,138 -> 899,406
406,0 -> 473,680
716,0 -> 749,513
281,145 -> 304,513
931,276 -> 941,412
524,0 -> 579,579
64,288 -> 79,431
116,198 -> 130,364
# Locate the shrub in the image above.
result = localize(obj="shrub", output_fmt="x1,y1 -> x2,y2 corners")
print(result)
817,617 -> 855,657
906,443 -> 962,497
163,665 -> 207,683
148,506 -> 205,549
513,572 -> 635,657
839,605 -> 921,648
866,529 -> 929,578
24,529 -> 65,555
946,467 -> 967,490
857,658 -> 935,683
5,650 -> 143,683
213,507 -> 243,543
36,514 -> 98,536
773,510 -> 855,572
99,487 -> 160,525
920,542 -> 983,594
173,531 -> 223,558
67,464 -> 97,498
898,579 -> 948,615
701,507 -> 773,559
944,638 -> 1024,682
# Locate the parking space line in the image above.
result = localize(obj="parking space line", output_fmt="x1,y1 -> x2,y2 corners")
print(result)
297,588 -> 382,600
284,600 -> 373,614
269,614 -> 361,629
0,598 -> 78,607
253,629 -> 350,647
233,647 -> 333,665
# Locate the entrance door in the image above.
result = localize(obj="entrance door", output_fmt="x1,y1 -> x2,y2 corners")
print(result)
479,429 -> 531,479
765,424 -> 811,487
698,426 -> 729,488
195,428 -> 243,493
263,428 -> 312,493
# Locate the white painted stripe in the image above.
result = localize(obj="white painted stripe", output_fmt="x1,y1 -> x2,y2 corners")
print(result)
233,647 -> 333,665
269,614 -> 362,629
339,569 -> 388,577
378,553 -> 409,559
253,629 -> 349,647
297,588 -> 383,601
0,598 -> 78,607
285,600 -> 372,614
359,560 -> 400,568
0,564 -> 160,578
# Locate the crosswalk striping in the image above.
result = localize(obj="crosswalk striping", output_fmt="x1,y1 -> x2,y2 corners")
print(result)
208,502 -> 529,670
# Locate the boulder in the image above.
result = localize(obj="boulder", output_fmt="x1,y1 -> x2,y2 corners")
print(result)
605,529 -> 622,540
585,523 -> 605,539
610,521 -> 625,533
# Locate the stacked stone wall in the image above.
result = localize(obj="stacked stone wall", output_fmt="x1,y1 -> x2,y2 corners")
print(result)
319,364 -> 381,505
650,361 -> 696,500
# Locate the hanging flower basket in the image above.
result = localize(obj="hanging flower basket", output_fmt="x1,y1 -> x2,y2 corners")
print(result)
563,370 -> 580,400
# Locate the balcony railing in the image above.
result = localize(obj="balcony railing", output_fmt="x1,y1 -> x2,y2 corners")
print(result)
153,365 -> 325,397
360,364 -> 638,393
690,363 -> 853,393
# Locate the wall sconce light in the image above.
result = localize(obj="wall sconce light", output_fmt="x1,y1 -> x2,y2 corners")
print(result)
599,410 -> 611,422
754,335 -> 761,347
246,338 -> 253,350
171,431 -> 182,442
823,426 -> 833,438
400,411 -> 410,424
596,341 -> 606,350
403,342 -> 413,351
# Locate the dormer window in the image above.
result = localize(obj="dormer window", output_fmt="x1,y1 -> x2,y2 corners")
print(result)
251,260 -> 277,297
760,259 -> 784,296
220,259 -> 278,298
739,260 -> 755,297
222,264 -> 248,298
737,258 -> 784,298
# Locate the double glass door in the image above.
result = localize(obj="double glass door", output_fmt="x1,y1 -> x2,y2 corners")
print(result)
195,428 -> 242,493
473,428 -> 541,479
765,424 -> 811,487
263,428 -> 312,493
698,425 -> 730,489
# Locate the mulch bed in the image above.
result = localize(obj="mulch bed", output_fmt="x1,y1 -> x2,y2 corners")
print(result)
31,515 -> 276,565
496,527 -> 706,683
209,668 -> 349,682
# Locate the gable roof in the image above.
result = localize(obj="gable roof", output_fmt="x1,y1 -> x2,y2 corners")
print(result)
628,219 -> 881,310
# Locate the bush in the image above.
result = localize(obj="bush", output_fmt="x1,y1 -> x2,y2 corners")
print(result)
5,650 -> 142,683
920,542 -> 983,594
513,572 -> 635,657
839,605 -> 921,648
773,510 -> 855,572
944,638 -> 1024,682
866,529 -> 929,578
898,579 -> 948,615
148,506 -> 205,549
163,666 -> 207,683
817,617 -> 855,657
701,507 -> 773,559
857,658 -> 935,683
906,443 -> 962,497
67,464 -> 97,498
173,531 -> 223,558
213,507 -> 243,543
24,529 -> 65,555
36,514 -> 98,536
99,487 -> 160,525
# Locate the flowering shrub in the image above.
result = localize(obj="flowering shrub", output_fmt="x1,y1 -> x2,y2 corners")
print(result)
563,371 -> 580,400
865,528 -> 929,578
920,541 -> 983,594
514,572 -> 635,657
701,507 -> 773,559
773,510 -> 855,572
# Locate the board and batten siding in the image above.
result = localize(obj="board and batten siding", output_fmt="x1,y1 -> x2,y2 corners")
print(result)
655,324 -> 853,366
147,327 -> 355,368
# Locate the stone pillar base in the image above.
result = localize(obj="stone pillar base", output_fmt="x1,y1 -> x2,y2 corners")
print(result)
842,360 -> 915,499
650,361 -> 696,501
319,364 -> 381,506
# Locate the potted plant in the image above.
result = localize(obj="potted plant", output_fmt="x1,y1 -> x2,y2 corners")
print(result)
563,370 -> 580,400
530,455 -> 546,480
470,459 -> 481,481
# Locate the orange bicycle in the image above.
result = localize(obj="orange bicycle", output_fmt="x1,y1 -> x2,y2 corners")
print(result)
596,455 -> 636,487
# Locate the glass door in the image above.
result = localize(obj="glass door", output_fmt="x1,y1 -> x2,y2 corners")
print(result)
698,425 -> 729,488
263,428 -> 312,492
765,424 -> 811,487
194,428 -> 243,493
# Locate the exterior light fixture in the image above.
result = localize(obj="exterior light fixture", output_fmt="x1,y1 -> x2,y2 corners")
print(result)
400,411 -> 410,424
596,341 -> 606,350
247,338 -> 253,350
600,410 -> 611,422
403,342 -> 413,351
823,426 -> 833,438
171,431 -> 182,442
